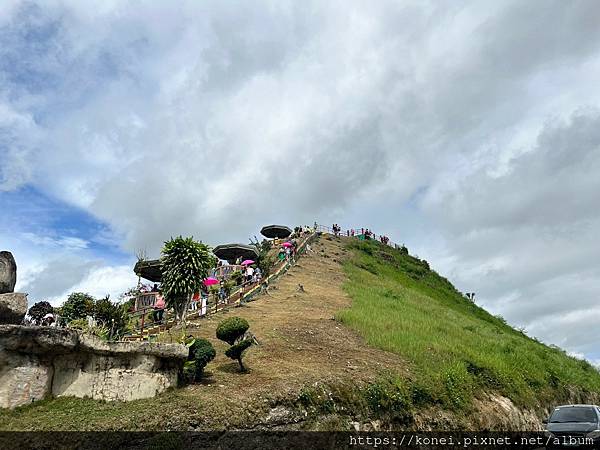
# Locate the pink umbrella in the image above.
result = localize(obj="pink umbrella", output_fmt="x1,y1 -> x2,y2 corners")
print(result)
241,259 -> 255,266
203,277 -> 219,286
282,242 -> 293,248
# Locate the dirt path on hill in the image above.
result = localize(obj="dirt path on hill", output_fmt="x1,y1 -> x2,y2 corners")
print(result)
161,234 -> 407,429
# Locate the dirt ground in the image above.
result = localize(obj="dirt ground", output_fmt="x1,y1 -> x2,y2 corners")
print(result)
162,234 -> 407,428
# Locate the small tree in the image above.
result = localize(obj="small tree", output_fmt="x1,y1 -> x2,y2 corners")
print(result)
60,292 -> 95,324
161,236 -> 216,325
92,295 -> 130,340
28,301 -> 54,325
250,238 -> 275,277
216,316 -> 254,371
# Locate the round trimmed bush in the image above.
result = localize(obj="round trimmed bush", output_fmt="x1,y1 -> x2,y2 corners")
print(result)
189,338 -> 216,379
216,317 -> 249,345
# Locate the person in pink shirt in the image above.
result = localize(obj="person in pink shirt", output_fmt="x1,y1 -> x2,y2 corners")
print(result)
153,291 -> 166,323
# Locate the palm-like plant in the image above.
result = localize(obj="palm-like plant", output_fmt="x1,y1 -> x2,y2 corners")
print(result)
161,236 -> 216,325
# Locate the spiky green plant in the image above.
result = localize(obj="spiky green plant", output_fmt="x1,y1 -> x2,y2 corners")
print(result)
160,236 -> 216,325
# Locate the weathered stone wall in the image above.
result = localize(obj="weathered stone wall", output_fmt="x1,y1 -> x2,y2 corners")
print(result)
0,325 -> 188,409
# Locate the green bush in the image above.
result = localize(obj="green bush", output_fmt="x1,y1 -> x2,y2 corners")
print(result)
188,338 -> 216,380
250,238 -> 275,277
92,296 -> 130,340
225,339 -> 253,370
67,318 -> 88,330
67,318 -> 110,340
60,292 -> 95,323
182,361 -> 196,384
216,317 -> 254,371
230,270 -> 244,286
28,301 -> 54,324
365,378 -> 412,423
441,363 -> 473,409
216,317 -> 249,345
224,280 -> 235,297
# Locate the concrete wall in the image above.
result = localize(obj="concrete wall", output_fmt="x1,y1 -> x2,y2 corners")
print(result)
0,325 -> 188,409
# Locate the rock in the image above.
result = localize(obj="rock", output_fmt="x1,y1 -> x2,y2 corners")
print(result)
370,419 -> 382,431
0,325 -> 188,409
264,406 -> 300,426
0,251 -> 17,294
0,292 -> 27,324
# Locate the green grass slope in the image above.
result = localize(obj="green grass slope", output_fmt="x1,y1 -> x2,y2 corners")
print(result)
337,238 -> 600,411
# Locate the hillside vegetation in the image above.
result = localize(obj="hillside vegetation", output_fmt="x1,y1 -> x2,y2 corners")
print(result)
3,234 -> 599,431
338,238 -> 600,412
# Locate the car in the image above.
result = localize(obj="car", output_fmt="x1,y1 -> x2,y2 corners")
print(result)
544,404 -> 600,448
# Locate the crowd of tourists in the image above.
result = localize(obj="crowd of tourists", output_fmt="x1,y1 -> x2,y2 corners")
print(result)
141,232 -> 311,325
328,224 -> 393,247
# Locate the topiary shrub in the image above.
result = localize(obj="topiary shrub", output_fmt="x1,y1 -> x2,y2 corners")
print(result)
188,337 -> 216,380
225,339 -> 253,371
216,317 -> 249,345
216,316 -> 253,371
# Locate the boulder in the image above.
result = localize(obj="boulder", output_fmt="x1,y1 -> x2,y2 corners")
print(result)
0,293 -> 28,324
0,251 -> 17,294
0,325 -> 189,409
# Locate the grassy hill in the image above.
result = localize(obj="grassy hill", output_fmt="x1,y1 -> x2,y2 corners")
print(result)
3,234 -> 599,431
338,238 -> 600,413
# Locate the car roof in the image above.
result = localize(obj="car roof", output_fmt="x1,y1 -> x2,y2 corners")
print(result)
554,404 -> 600,408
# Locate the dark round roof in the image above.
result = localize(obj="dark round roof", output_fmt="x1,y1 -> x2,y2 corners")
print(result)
134,259 -> 163,282
213,243 -> 259,264
260,225 -> 292,239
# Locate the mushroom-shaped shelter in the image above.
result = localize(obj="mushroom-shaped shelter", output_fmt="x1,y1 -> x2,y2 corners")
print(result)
134,259 -> 163,282
213,243 -> 259,264
260,225 -> 292,239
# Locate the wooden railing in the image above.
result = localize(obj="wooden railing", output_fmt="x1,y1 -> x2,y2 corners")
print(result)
124,231 -> 317,341
212,264 -> 243,279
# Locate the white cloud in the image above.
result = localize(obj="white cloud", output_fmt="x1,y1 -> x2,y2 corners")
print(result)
20,232 -> 89,251
1,0 -> 600,360
46,264 -> 137,305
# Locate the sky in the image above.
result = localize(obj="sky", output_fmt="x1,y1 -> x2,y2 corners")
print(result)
1,1 -> 599,363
